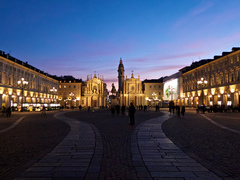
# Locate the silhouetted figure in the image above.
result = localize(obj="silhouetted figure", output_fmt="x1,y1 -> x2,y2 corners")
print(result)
121,105 -> 126,116
88,106 -> 90,111
144,105 -> 147,111
116,105 -> 120,116
129,103 -> 136,125
42,106 -> 46,116
6,106 -> 11,117
111,106 -> 115,116
169,101 -> 174,114
176,105 -> 180,117
181,106 -> 185,117
79,105 -> 82,111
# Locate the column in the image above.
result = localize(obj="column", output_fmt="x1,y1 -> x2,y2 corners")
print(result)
0,94 -> 2,108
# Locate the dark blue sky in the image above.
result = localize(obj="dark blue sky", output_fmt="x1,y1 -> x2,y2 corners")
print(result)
1,0 -> 240,89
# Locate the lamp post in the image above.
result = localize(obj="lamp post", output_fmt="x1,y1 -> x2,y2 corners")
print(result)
69,92 -> 74,107
17,78 -> 28,112
197,77 -> 208,105
50,87 -> 57,109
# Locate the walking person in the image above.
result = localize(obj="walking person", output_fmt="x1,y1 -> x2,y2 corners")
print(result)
176,105 -> 180,117
129,103 -> 136,125
6,106 -> 11,117
42,106 -> 46,116
121,105 -> 126,116
181,105 -> 185,118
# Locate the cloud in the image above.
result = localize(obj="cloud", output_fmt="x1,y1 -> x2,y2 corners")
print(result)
173,1 -> 214,28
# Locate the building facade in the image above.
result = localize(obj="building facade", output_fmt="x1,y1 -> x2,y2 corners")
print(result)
118,59 -> 145,106
58,78 -> 82,108
143,78 -> 163,106
0,50 -> 59,111
163,72 -> 182,106
81,74 -> 107,107
181,47 -> 240,108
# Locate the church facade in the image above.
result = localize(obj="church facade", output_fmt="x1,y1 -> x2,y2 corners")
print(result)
82,74 -> 107,107
118,59 -> 146,106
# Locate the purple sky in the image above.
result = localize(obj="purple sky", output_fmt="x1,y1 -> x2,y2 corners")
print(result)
1,0 -> 240,90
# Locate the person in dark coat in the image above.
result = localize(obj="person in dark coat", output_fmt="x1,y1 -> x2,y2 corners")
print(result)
116,105 -> 120,116
121,105 -> 126,116
181,105 -> 185,117
176,105 -> 180,117
6,106 -> 11,117
129,103 -> 136,125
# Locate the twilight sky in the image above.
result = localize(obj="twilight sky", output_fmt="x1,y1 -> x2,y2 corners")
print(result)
1,0 -> 240,90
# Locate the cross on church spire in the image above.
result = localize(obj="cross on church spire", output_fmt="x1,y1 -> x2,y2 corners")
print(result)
131,70 -> 134,78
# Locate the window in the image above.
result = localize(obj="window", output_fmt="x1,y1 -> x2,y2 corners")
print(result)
74,85 -> 76,88
149,85 -> 151,88
0,74 -> 2,83
69,85 -> 71,88
64,85 -> 66,88
225,73 -> 228,83
59,85 -> 61,88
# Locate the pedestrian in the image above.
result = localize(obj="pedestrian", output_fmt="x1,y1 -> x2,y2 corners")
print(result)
6,106 -> 11,117
129,103 -> 136,125
121,105 -> 126,116
79,105 -> 82,111
111,106 -> 115,116
176,105 -> 180,117
116,105 -> 120,116
181,105 -> 185,117
42,106 -> 46,116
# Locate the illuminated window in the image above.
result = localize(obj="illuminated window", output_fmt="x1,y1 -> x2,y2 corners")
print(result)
227,101 -> 232,106
59,85 -> 61,88
64,85 -> 66,88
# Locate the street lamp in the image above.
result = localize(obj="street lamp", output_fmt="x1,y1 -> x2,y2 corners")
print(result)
197,77 -> 208,105
50,87 -> 58,109
69,92 -> 74,107
17,78 -> 28,112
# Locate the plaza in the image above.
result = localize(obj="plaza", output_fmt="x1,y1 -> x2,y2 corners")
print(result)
0,108 -> 240,179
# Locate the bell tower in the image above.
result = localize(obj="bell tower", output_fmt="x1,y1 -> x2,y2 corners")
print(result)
118,58 -> 125,94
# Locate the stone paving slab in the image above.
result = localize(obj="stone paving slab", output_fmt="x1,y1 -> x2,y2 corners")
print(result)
15,112 -> 103,179
131,112 -> 222,180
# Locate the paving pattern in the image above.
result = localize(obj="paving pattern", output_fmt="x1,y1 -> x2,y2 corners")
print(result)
162,110 -> 240,179
132,112 -> 220,180
16,112 -> 103,179
15,109 -> 224,179
0,111 -> 70,179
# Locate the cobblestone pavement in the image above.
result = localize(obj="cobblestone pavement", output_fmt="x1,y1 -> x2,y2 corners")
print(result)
65,109 -> 164,180
0,111 -> 70,179
162,109 -> 240,179
132,112 -> 220,180
3,108 -> 240,179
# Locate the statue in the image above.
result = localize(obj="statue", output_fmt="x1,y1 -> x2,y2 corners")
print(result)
111,83 -> 116,95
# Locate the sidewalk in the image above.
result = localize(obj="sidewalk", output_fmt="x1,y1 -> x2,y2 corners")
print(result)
16,111 -> 221,179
